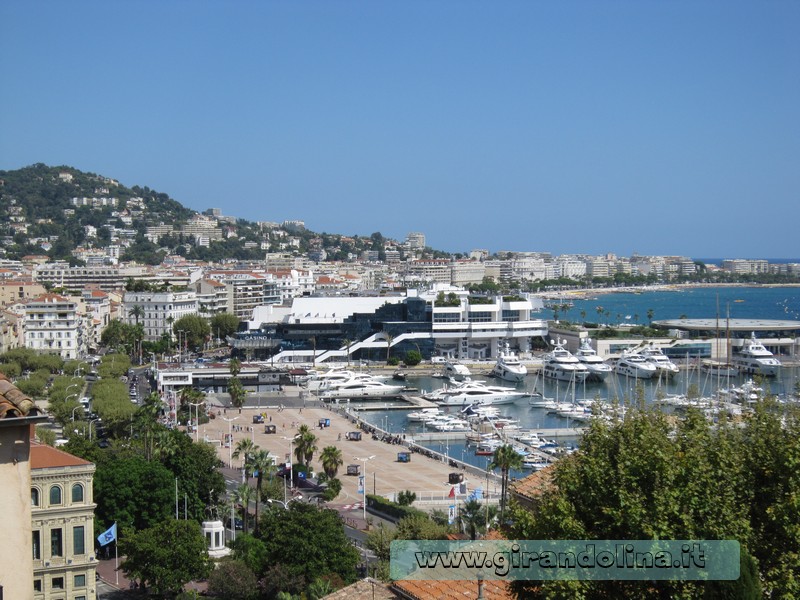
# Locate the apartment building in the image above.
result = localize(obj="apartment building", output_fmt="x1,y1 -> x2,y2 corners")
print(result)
123,291 -> 199,341
24,295 -> 85,360
31,444 -> 97,600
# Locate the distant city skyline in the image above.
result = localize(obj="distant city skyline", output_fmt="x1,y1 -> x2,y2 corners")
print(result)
1,1 -> 798,257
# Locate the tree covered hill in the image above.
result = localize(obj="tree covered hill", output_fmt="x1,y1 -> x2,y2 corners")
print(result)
0,163 -> 426,265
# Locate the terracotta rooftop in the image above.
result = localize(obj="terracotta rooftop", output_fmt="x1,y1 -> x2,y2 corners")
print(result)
510,466 -> 555,504
391,578 -> 513,600
30,442 -> 92,469
0,374 -> 37,418
321,577 -> 394,600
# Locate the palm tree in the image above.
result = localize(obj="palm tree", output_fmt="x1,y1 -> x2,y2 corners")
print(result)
459,498 -> 487,540
229,357 -> 241,377
307,578 -> 334,600
294,425 -> 318,468
130,304 -> 144,326
234,483 -> 254,535
647,308 -> 655,325
250,449 -> 274,533
342,339 -> 352,366
320,446 -> 344,479
228,377 -> 246,413
232,438 -> 258,482
385,333 -> 394,363
489,444 -> 523,522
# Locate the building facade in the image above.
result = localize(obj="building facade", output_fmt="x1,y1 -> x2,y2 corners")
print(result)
24,295 -> 85,360
31,444 -> 97,600
123,291 -> 199,341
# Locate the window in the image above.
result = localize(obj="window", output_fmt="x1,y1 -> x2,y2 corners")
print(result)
71,483 -> 84,503
32,530 -> 40,559
74,574 -> 86,587
75,596 -> 87,600
73,525 -> 85,555
34,579 -> 42,592
31,487 -> 39,506
52,576 -> 64,589
51,528 -> 63,557
50,485 -> 62,505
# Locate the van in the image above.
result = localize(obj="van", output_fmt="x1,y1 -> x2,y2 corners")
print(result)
431,356 -> 446,364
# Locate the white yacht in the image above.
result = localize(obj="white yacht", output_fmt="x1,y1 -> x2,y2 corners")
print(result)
574,338 -> 612,382
637,344 -> 680,378
406,408 -> 443,422
731,333 -> 781,377
443,360 -> 472,381
304,369 -> 380,391
424,380 -> 528,407
489,342 -> 528,383
614,351 -> 657,379
318,378 -> 407,399
542,339 -> 589,382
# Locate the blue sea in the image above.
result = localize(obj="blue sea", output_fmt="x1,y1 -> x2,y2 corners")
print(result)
357,285 -> 800,478
558,285 -> 800,324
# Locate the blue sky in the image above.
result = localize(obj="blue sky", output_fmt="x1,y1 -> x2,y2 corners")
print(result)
1,1 -> 798,258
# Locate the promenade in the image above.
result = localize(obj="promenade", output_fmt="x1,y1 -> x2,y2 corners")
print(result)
197,392 -> 502,509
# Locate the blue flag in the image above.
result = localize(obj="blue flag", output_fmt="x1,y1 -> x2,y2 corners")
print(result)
97,523 -> 117,547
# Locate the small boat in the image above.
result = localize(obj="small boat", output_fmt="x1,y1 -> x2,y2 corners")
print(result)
443,360 -> 471,381
700,361 -> 739,378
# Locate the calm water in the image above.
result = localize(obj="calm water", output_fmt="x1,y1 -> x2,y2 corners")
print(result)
357,285 -> 800,478
555,285 -> 800,324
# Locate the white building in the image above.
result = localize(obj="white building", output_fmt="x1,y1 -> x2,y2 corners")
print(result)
24,295 -> 84,360
123,291 -> 199,341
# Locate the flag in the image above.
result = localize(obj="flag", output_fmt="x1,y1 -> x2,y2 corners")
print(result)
473,487 -> 483,501
448,486 -> 456,499
357,475 -> 364,495
448,505 -> 456,525
97,523 -> 117,547
459,482 -> 467,494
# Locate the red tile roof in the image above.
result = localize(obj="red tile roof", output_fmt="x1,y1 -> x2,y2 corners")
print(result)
30,442 -> 91,469
392,579 -> 513,600
510,466 -> 555,505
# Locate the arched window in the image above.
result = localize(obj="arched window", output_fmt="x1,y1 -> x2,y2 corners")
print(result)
31,488 -> 40,507
49,486 -> 62,506
71,483 -> 84,503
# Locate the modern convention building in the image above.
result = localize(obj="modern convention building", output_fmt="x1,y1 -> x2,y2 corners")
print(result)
230,287 -> 549,365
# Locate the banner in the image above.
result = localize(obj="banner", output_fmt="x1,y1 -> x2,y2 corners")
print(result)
97,522 -> 117,547
448,505 -> 456,525
357,475 -> 365,495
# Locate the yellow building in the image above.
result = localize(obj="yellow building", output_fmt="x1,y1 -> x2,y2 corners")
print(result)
31,444 -> 97,600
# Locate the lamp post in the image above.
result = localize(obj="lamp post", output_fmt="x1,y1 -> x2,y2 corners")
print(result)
188,402 -> 204,443
281,435 -> 298,504
353,455 -> 375,521
71,405 -> 82,422
221,416 -> 239,468
88,418 -> 101,441
177,330 -> 186,362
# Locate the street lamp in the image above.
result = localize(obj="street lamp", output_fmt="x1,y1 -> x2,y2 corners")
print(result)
221,416 -> 239,468
88,418 -> 101,441
266,498 -> 289,509
188,402 -> 204,443
281,435 -> 299,504
353,455 -> 375,521
71,405 -> 83,421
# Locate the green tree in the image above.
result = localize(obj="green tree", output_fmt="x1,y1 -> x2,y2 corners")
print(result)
257,503 -> 360,586
173,314 -> 211,352
294,425 -> 318,468
235,483 -> 255,536
93,456 -> 174,531
489,444 -> 523,523
458,498 -> 495,540
232,438 -> 258,482
210,313 -> 240,341
121,519 -> 211,596
397,490 -> 417,506
229,357 -> 241,377
207,559 -> 258,600
320,445 -> 343,479
250,449 -> 275,534
404,349 -> 422,366
228,377 -> 246,413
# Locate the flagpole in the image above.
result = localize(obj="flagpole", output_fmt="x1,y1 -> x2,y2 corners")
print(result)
115,522 -> 119,586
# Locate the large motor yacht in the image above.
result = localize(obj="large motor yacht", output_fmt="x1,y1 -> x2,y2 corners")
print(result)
489,342 -> 528,383
423,380 -> 528,407
614,351 -> 657,379
574,338 -> 612,382
443,360 -> 472,381
542,339 -> 589,382
637,343 -> 680,378
731,333 -> 781,377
